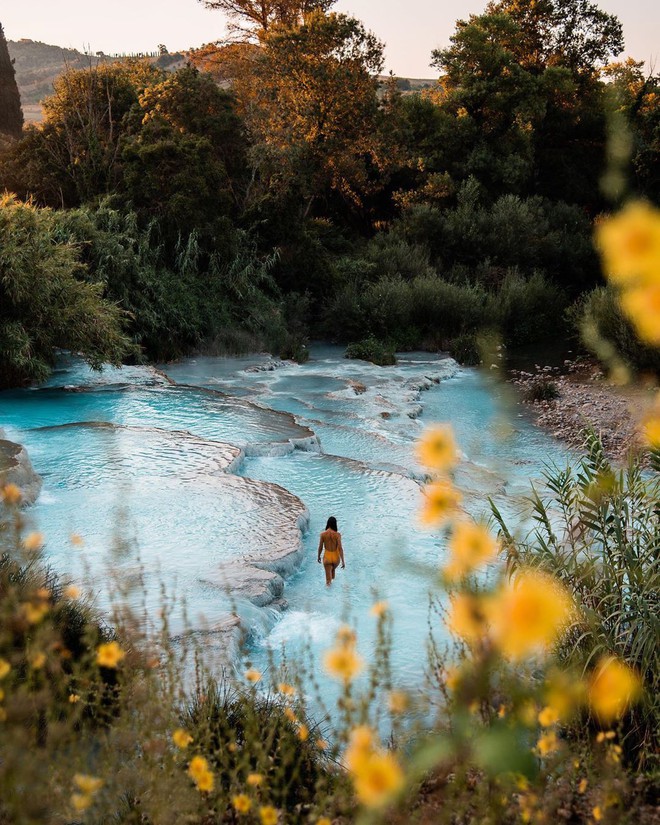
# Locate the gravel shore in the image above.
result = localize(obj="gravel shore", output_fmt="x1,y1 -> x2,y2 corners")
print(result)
510,360 -> 654,463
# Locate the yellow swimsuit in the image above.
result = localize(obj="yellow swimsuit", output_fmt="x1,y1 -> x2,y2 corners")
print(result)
320,529 -> 341,565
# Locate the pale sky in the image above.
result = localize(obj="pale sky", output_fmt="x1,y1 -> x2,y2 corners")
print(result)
3,0 -> 658,78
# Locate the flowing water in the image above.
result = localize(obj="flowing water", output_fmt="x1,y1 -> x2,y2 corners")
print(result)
0,345 -> 569,715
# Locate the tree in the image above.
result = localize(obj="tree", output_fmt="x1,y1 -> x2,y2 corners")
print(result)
0,195 -> 131,388
199,0 -> 336,40
0,22 -> 23,139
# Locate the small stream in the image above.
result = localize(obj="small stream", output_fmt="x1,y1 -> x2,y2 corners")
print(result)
0,345 -> 569,715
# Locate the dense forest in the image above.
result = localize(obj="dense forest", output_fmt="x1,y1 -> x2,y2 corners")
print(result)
1,0 -> 659,387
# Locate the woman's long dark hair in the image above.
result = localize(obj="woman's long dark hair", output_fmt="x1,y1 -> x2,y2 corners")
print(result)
326,516 -> 338,531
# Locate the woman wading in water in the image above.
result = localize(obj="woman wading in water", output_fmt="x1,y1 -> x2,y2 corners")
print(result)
317,516 -> 345,586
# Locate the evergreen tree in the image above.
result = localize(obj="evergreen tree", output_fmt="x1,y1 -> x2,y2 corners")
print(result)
0,23 -> 23,139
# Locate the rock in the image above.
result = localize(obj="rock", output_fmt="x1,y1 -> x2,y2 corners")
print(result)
0,439 -> 42,506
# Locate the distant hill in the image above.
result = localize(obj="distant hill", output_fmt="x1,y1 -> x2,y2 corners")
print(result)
6,39 -> 187,121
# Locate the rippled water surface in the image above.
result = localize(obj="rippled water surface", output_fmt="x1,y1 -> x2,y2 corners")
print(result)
1,345 -> 569,708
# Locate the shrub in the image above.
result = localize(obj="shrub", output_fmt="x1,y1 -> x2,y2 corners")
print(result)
345,336 -> 396,366
522,379 -> 560,402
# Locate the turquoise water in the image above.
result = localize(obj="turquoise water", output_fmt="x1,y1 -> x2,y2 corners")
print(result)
0,345 -> 569,716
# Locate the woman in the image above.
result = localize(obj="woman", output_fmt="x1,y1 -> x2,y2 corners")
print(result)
317,516 -> 345,586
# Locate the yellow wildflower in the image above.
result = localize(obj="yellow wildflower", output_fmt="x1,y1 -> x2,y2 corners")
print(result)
419,480 -> 462,526
592,806 -> 603,822
277,682 -> 296,697
643,413 -> 660,448
538,706 -> 560,727
22,532 -> 44,553
96,641 -> 125,669
1,483 -> 22,505
69,693 -> 80,703
0,659 -> 10,679
388,690 -> 409,714
336,625 -> 356,646
351,751 -> 405,808
232,794 -> 252,814
284,707 -> 296,722
490,569 -> 572,659
345,725 -> 376,771
317,819 -> 332,825
74,774 -> 103,795
298,724 -> 309,741
370,600 -> 389,617
595,201 -> 660,286
316,738 -> 328,750
536,731 -> 559,756
619,284 -> 660,345
323,645 -> 364,684
71,793 -> 91,812
578,779 -> 588,793
544,668 -> 585,720
64,584 -> 81,600
245,668 -> 262,683
259,806 -> 278,825
447,592 -> 489,645
247,773 -> 263,786
415,424 -> 458,471
22,601 -> 49,625
30,651 -> 46,670
444,521 -> 499,580
188,756 -> 214,792
589,657 -> 641,721
70,533 -> 84,546
444,666 -> 459,691
172,728 -> 193,749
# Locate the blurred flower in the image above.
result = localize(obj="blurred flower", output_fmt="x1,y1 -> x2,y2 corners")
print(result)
188,756 -> 214,792
490,569 -> 572,659
74,774 -> 103,795
538,705 -> 560,727
345,726 -> 376,771
444,521 -> 499,580
30,651 -> 46,670
579,779 -> 588,793
69,693 -> 80,703
259,806 -> 278,825
595,201 -> 660,285
22,601 -> 49,625
370,600 -> 389,617
352,751 -> 405,808
172,729 -> 193,749
277,682 -> 296,696
284,707 -> 296,722
592,806 -> 603,822
1,483 -> 22,505
22,532 -> 44,553
544,668 -> 585,721
247,773 -> 263,786
64,584 -> 81,600
619,284 -> 660,345
71,793 -> 91,812
447,592 -> 489,645
298,724 -> 309,741
232,794 -> 252,813
388,690 -> 409,714
324,643 -> 364,684
536,731 -> 559,756
336,625 -> 356,646
416,424 -> 458,471
444,666 -> 459,691
96,641 -> 125,669
0,659 -> 10,679
589,657 -> 641,721
316,738 -> 328,750
70,533 -> 84,546
317,819 -> 332,825
420,480 -> 462,526
245,668 -> 262,683
642,413 -> 660,448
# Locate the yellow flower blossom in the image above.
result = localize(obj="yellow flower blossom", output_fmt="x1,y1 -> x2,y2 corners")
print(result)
64,584 -> 81,600
298,724 -> 309,741
22,532 -> 44,553
370,600 -> 389,617
284,707 -> 296,722
578,779 -> 588,793
595,201 -> 660,286
30,652 -> 46,670
69,693 -> 80,703
172,729 -> 193,749
592,806 -> 603,822
70,533 -> 84,546
536,731 -> 559,756
490,569 -> 572,659
277,682 -> 296,697
1,483 -> 22,505
589,657 -> 641,721
96,641 -> 125,669
259,806 -> 278,825
74,774 -> 103,795
444,521 -> 499,580
415,424 -> 458,471
71,793 -> 91,812
345,725 -> 376,771
619,284 -> 660,345
247,773 -> 263,786
232,794 -> 252,814
388,690 -> 409,714
336,625 -> 357,646
0,659 -> 10,679
544,668 -> 585,721
351,751 -> 405,808
419,480 -> 462,526
444,666 -> 459,691
22,601 -> 49,625
447,592 -> 489,645
188,756 -> 214,792
317,819 -> 332,825
316,738 -> 328,750
323,645 -> 364,684
245,668 -> 262,683
538,706 -> 560,727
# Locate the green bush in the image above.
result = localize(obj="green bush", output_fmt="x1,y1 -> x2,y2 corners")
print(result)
522,379 -> 560,402
345,336 -> 396,366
